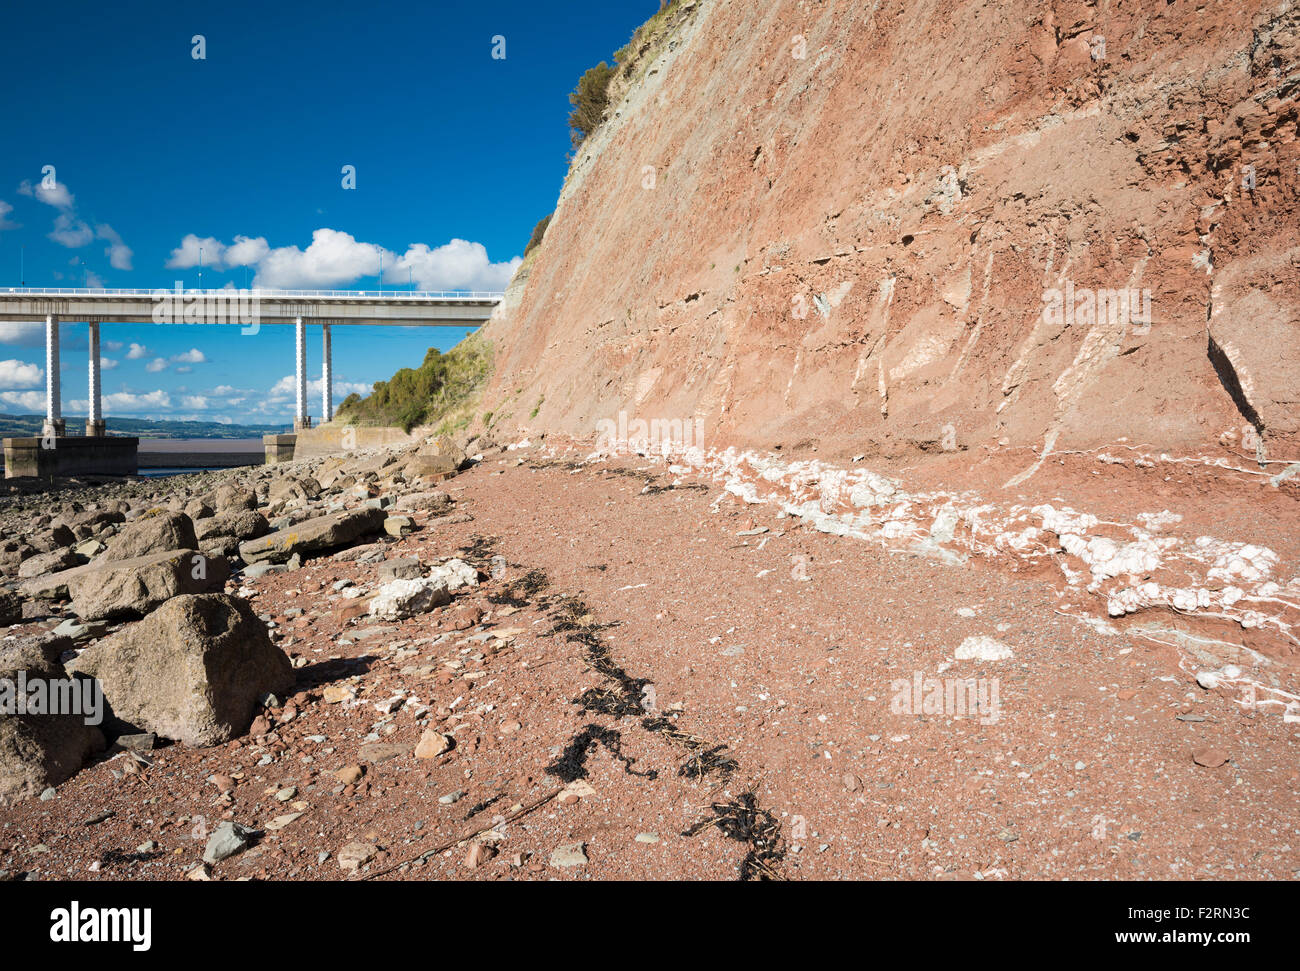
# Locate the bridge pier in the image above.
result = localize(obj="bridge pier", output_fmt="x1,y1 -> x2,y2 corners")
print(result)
86,321 -> 104,437
43,315 -> 64,438
294,315 -> 312,430
321,323 -> 332,423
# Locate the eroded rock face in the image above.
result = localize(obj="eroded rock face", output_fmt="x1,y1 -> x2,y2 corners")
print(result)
239,507 -> 386,565
0,634 -> 104,801
67,549 -> 228,621
475,0 -> 1300,456
103,511 -> 198,562
68,594 -> 294,747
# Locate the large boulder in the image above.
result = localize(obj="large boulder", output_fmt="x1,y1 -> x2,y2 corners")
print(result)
195,510 -> 270,543
66,549 -> 229,621
68,594 -> 294,747
211,483 -> 258,512
406,438 -> 467,481
394,490 -> 454,515
0,634 -> 104,801
239,507 -> 386,565
267,475 -> 322,506
16,547 -> 83,580
103,511 -> 198,562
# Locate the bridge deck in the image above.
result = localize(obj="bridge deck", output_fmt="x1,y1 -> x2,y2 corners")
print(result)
0,287 -> 502,325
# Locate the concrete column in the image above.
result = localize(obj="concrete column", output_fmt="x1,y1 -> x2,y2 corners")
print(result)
321,323 -> 332,423
294,316 -> 311,430
43,314 -> 64,438
86,322 -> 104,436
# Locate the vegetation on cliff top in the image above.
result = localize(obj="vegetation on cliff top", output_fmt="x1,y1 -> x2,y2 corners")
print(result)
335,332 -> 492,434
567,0 -> 685,150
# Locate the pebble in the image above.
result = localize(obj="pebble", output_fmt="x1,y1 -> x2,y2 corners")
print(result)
1192,746 -> 1230,768
550,842 -> 588,868
414,729 -> 454,759
463,842 -> 495,869
203,821 -> 256,864
337,841 -> 379,873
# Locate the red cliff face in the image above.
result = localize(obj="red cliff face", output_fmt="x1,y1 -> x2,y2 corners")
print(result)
481,0 -> 1299,461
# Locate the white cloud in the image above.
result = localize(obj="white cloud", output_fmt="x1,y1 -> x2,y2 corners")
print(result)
269,374 -> 370,400
165,234 -> 224,270
146,357 -> 168,373
105,340 -> 124,352
213,384 -> 237,395
0,200 -> 15,230
181,395 -> 208,409
0,390 -> 45,411
50,212 -> 93,248
390,239 -> 522,291
171,348 -> 207,364
18,178 -> 74,209
0,323 -> 45,347
68,390 -> 173,413
161,227 -> 517,292
225,235 -> 270,267
175,365 -> 193,374
0,359 -> 44,389
255,229 -> 390,289
126,343 -> 150,359
19,179 -> 132,273
84,270 -> 105,289
102,390 -> 172,412
100,357 -> 118,370
96,224 -> 133,270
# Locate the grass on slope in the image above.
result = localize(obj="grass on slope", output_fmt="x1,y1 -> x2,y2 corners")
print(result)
335,332 -> 492,435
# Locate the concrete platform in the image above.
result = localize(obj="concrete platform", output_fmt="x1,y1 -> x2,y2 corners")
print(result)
263,434 -> 297,465
3,436 -> 139,479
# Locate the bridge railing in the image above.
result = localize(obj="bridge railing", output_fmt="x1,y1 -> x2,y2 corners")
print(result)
0,287 -> 504,300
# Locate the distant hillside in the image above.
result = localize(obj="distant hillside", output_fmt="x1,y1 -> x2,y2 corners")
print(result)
0,414 -> 285,440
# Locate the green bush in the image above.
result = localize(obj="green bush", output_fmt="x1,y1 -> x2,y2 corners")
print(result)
524,213 -> 552,257
568,61 -> 615,148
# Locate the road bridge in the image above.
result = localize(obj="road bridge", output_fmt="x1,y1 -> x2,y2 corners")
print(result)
0,287 -> 501,434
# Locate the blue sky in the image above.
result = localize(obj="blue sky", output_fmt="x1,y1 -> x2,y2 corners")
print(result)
0,0 -> 657,426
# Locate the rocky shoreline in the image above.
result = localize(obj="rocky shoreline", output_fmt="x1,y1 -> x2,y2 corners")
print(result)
1,434 -> 473,808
